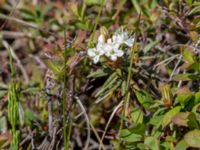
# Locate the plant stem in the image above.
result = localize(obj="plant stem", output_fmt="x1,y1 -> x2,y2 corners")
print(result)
88,0 -> 105,46
7,46 -> 20,149
118,13 -> 141,148
63,30 -> 68,149
66,104 -> 75,148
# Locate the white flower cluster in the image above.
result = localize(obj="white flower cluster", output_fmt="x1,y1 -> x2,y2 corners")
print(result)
87,30 -> 134,64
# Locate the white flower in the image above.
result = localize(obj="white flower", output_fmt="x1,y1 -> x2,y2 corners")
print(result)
87,48 -> 101,64
87,34 -> 106,64
87,31 -> 133,63
110,49 -> 124,61
104,38 -> 124,61
112,33 -> 126,45
112,31 -> 134,47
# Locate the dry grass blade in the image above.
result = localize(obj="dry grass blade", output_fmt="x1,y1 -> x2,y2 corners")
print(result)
75,96 -> 106,150
99,100 -> 123,150
2,41 -> 29,84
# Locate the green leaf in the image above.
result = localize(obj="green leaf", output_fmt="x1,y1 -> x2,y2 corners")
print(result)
102,72 -> 118,87
121,80 -> 126,96
131,0 -> 141,14
135,90 -> 154,109
195,92 -> 200,103
186,0 -> 193,5
132,124 -> 146,135
184,130 -> 200,148
176,93 -> 193,106
137,143 -> 150,150
120,124 -> 145,143
20,8 -> 36,22
96,80 -> 122,100
160,141 -> 174,150
149,0 -> 159,8
144,136 -> 160,150
143,40 -> 159,54
45,60 -> 64,76
131,108 -> 143,124
173,73 -> 200,81
85,0 -> 104,5
18,103 -> 24,126
190,61 -> 200,72
24,109 -> 36,125
182,48 -> 197,64
187,113 -> 199,129
149,115 -> 163,128
192,104 -> 200,124
162,106 -> 181,128
9,145 -> 18,150
175,139 -> 189,150
87,69 -> 109,78
120,129 -> 143,143
189,5 -> 200,15
95,72 -> 118,97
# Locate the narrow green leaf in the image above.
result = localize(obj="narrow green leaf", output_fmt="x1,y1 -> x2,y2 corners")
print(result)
194,92 -> 200,103
85,0 -> 104,5
173,73 -> 200,81
162,106 -> 181,128
189,5 -> 200,15
143,40 -> 159,54
121,80 -> 126,96
103,72 -> 118,88
95,72 -> 118,97
18,103 -> 24,126
131,0 -> 141,14
186,0 -> 193,5
87,69 -> 108,78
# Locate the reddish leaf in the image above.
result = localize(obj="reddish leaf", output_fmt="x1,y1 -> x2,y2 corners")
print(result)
172,112 -> 190,127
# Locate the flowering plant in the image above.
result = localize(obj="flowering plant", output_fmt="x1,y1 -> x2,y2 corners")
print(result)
87,28 -> 134,64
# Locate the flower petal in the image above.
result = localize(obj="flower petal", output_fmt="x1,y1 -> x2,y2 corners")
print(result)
104,44 -> 112,57
87,48 -> 96,57
96,43 -> 105,55
112,43 -> 120,50
115,50 -> 124,57
110,55 -> 117,61
107,38 -> 112,44
98,34 -> 105,43
112,35 -> 117,43
93,55 -> 100,64
125,38 -> 134,47
112,34 -> 121,44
